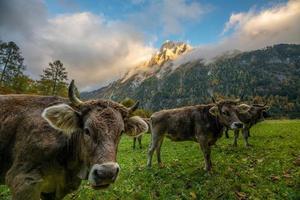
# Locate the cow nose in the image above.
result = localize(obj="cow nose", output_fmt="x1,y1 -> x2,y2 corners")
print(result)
88,163 -> 120,188
232,122 -> 244,129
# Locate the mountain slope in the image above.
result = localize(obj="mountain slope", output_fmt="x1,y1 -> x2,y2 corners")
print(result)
82,43 -> 300,118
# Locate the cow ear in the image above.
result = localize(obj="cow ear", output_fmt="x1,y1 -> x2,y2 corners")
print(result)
124,116 -> 148,137
209,106 -> 219,116
237,104 -> 251,113
42,104 -> 81,136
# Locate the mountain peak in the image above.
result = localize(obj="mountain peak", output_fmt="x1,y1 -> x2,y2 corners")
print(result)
149,41 -> 192,66
120,41 -> 192,83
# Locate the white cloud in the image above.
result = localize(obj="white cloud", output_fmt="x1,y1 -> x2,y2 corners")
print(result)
0,0 -> 155,91
182,0 -> 300,63
38,13 -> 155,90
1,0 -> 299,91
222,0 -> 300,50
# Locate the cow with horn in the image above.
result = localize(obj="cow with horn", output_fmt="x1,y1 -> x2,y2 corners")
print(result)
147,98 -> 251,171
0,80 -> 143,200
232,102 -> 270,147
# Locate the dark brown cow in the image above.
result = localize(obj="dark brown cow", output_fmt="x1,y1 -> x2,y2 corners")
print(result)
232,103 -> 270,147
147,100 -> 250,171
0,80 -> 140,200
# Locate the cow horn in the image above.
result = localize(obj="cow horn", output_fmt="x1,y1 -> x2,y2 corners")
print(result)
128,101 -> 139,113
68,80 -> 83,107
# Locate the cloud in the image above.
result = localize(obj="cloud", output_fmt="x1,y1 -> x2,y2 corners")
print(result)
0,0 -> 47,39
181,0 -> 300,63
0,0 -> 155,91
39,13 -> 154,90
1,0 -> 299,91
0,0 -> 50,82
129,0 -> 210,35
221,0 -> 300,50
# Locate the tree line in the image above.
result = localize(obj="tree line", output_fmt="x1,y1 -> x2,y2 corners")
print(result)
0,41 -> 68,96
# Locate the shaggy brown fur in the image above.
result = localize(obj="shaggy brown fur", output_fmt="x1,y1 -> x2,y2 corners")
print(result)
0,89 -> 139,200
147,100 -> 249,171
130,118 -> 151,149
232,104 -> 269,147
124,116 -> 148,137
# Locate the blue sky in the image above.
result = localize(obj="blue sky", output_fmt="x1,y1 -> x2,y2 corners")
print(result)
1,0 -> 298,90
45,0 -> 287,47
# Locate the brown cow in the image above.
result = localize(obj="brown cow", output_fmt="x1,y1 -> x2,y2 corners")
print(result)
0,80 -> 140,200
132,118 -> 150,149
147,100 -> 250,171
232,103 -> 270,147
122,116 -> 149,149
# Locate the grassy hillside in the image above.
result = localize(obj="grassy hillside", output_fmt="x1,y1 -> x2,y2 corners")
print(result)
1,120 -> 300,199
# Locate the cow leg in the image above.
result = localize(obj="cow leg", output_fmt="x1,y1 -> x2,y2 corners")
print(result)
138,135 -> 142,149
242,129 -> 252,147
199,140 -> 212,171
225,128 -> 229,138
233,129 -> 239,147
147,128 -> 163,167
133,137 -> 136,149
156,137 -> 164,166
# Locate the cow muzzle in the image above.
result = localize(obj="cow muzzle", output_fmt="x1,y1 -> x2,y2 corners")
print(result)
230,122 -> 244,129
88,162 -> 120,189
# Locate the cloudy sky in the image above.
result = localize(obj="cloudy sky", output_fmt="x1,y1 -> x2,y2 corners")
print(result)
0,0 -> 299,91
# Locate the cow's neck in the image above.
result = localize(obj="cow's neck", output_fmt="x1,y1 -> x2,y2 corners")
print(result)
62,131 -> 85,173
208,113 -> 224,135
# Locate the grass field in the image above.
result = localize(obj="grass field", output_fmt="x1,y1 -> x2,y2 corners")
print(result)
1,120 -> 300,199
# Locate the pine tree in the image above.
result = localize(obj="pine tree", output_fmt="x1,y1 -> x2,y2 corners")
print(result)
0,41 -> 25,87
40,60 -> 68,95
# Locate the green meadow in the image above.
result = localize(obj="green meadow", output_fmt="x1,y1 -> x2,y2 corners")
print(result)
1,120 -> 300,200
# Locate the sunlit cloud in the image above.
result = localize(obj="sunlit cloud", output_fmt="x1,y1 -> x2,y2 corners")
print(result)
1,0 -> 299,91
181,0 -> 300,63
0,0 -> 155,91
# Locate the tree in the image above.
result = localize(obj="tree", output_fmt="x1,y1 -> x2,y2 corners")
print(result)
40,60 -> 68,95
120,98 -> 152,117
11,74 -> 34,93
0,41 -> 25,87
120,98 -> 135,108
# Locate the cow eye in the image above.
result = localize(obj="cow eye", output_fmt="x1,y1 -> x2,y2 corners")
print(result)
84,128 -> 91,136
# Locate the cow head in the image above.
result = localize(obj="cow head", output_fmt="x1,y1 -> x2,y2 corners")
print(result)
250,103 -> 270,122
42,80 -> 139,189
209,99 -> 251,129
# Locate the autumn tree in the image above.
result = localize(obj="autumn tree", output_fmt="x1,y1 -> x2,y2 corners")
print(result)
40,60 -> 68,96
0,41 -> 25,87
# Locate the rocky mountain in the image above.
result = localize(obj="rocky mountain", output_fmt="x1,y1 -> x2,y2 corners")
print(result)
82,43 -> 300,118
120,41 -> 192,84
